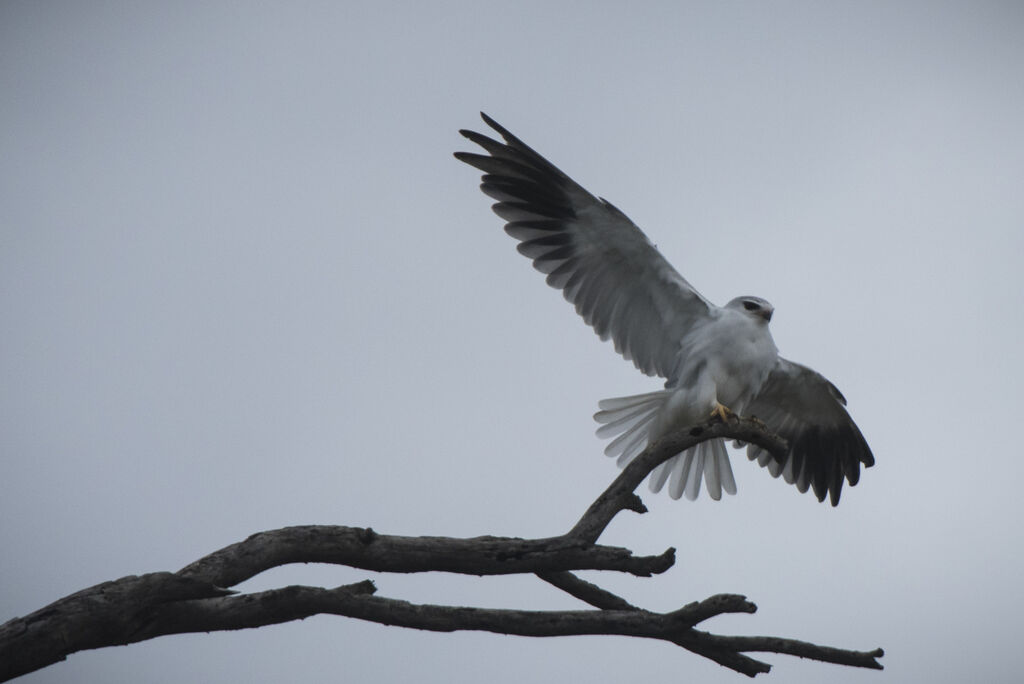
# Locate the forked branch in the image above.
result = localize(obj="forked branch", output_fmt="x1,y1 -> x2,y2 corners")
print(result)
0,417 -> 882,681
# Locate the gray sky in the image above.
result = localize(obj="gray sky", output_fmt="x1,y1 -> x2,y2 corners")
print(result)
2,2 -> 1023,682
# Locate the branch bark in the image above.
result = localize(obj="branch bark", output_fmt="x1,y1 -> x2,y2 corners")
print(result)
176,526 -> 675,586
0,417 -> 882,681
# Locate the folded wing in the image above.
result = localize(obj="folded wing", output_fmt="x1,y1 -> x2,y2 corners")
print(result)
455,113 -> 714,379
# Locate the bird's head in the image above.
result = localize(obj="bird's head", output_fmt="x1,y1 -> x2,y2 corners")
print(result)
727,296 -> 774,323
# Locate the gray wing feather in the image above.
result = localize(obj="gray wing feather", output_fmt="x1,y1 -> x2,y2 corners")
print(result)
744,358 -> 874,506
456,113 -> 714,379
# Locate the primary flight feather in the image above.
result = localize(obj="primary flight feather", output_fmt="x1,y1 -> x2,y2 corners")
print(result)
456,113 -> 873,505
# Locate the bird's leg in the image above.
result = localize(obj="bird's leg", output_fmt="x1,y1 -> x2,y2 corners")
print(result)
709,402 -> 737,423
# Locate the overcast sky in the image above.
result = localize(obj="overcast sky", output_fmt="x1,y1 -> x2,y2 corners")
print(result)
2,2 -> 1023,683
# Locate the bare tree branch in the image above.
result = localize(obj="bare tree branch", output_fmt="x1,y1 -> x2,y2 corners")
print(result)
536,571 -> 640,610
176,525 -> 676,586
688,631 -> 885,672
0,573 -> 237,681
0,418 -> 882,681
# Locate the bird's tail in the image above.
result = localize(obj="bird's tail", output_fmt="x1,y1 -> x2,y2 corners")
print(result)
594,391 -> 737,501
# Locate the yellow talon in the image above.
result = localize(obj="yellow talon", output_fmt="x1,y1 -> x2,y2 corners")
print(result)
710,402 -> 737,423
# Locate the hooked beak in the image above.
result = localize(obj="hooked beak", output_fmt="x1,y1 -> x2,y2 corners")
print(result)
760,309 -> 773,322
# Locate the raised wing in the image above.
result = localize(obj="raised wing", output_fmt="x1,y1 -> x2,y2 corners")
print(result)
455,113 -> 714,379
744,358 -> 874,506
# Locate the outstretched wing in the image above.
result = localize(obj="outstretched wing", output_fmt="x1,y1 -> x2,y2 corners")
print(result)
744,358 -> 874,506
455,113 -> 715,379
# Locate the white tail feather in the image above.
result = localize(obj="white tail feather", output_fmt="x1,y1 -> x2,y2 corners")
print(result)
597,390 -> 669,462
595,403 -> 656,437
594,390 -> 738,502
705,441 -> 722,500
649,439 -> 737,502
648,460 -> 671,492
594,399 -> 659,425
597,391 -> 667,411
615,428 -> 650,467
719,446 -> 738,495
666,451 -> 693,499
684,451 -> 704,500
604,423 -> 642,458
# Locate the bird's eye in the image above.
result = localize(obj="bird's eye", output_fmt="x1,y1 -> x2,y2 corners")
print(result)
743,301 -> 759,311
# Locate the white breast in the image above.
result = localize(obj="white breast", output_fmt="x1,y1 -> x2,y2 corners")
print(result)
669,308 -> 778,412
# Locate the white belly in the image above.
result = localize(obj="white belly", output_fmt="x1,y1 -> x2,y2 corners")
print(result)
654,309 -> 778,437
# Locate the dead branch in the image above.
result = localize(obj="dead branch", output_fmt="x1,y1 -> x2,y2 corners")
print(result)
176,526 -> 675,586
0,417 -> 882,681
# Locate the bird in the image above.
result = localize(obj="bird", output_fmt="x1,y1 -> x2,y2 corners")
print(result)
455,113 -> 874,506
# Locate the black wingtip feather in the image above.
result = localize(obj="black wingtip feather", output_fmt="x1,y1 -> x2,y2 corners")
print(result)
829,464 -> 844,506
479,112 -> 520,146
765,422 -> 876,505
459,129 -> 507,156
480,111 -> 504,133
